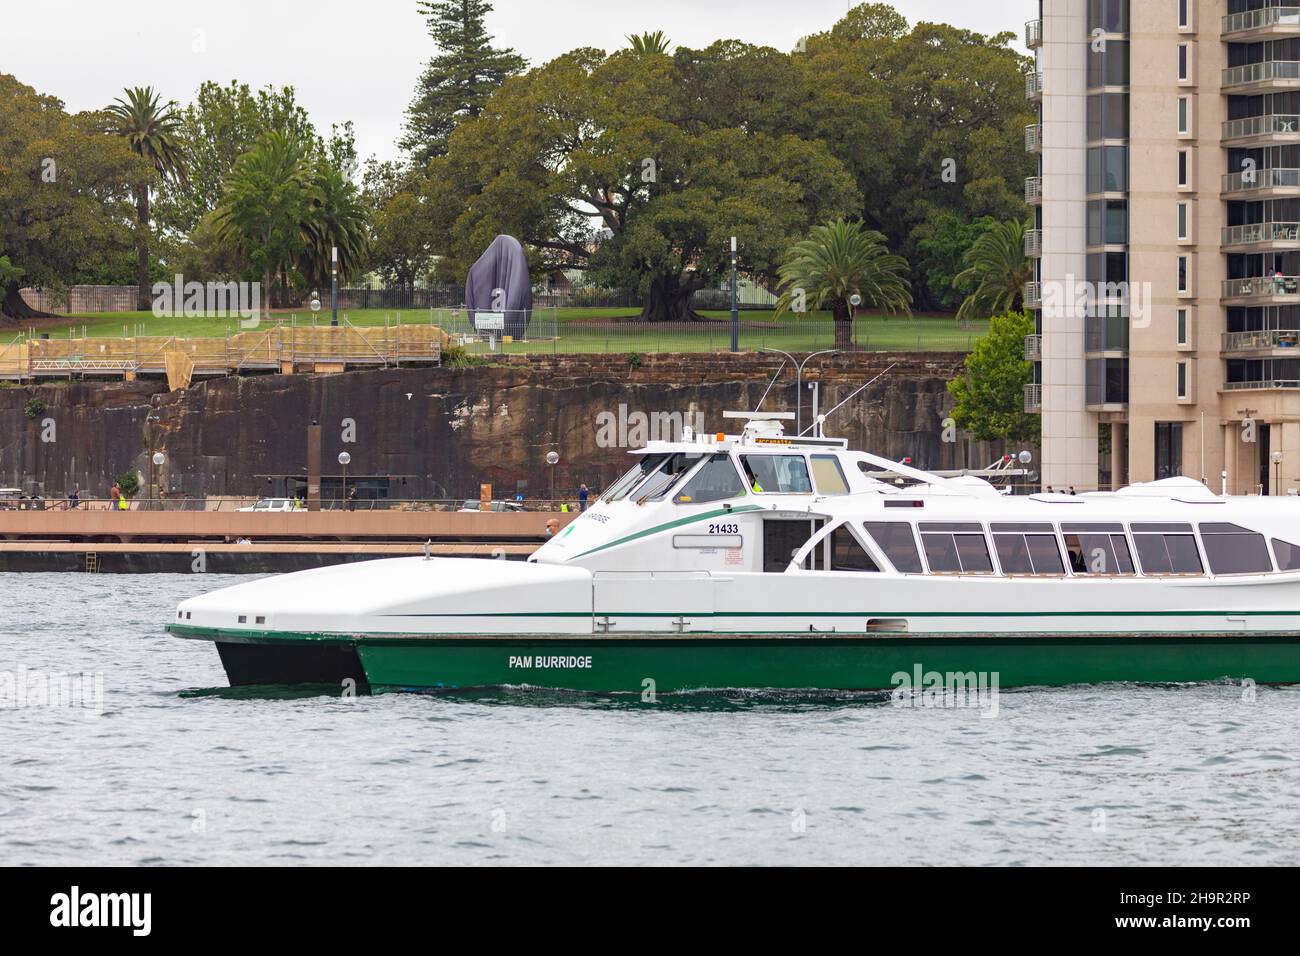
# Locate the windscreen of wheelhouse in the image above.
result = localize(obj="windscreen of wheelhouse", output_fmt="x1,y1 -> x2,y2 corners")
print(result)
673,454 -> 746,503
635,453 -> 703,501
741,455 -> 812,493
601,455 -> 669,502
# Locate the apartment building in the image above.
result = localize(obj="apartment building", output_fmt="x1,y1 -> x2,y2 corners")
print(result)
1027,0 -> 1300,494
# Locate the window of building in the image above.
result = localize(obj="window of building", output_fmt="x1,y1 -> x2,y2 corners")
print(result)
1178,96 -> 1190,135
1155,423 -> 1183,478
1177,255 -> 1189,292
990,523 -> 1066,575
1061,524 -> 1136,575
1178,0 -> 1189,29
919,523 -> 994,574
1177,150 -> 1189,188
741,455 -> 811,494
809,455 -> 850,495
1088,39 -> 1130,88
1177,202 -> 1189,240
1177,308 -> 1189,346
1087,92 -> 1129,140
673,454 -> 745,504
1177,361 -> 1188,399
1131,523 -> 1203,575
1200,523 -> 1273,574
1088,0 -> 1129,35
1272,537 -> 1300,571
1087,145 -> 1128,193
862,522 -> 924,574
829,525 -> 880,572
1088,199 -> 1128,245
1178,44 -> 1189,82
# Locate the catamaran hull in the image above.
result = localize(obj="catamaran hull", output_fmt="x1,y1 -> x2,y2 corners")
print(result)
170,627 -> 1300,693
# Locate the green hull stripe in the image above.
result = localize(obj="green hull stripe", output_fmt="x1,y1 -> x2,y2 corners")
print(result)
570,504 -> 763,559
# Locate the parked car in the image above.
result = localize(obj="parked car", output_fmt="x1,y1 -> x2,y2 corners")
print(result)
237,498 -> 303,513
457,499 -> 524,513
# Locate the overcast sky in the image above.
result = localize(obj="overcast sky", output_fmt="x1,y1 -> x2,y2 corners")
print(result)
2,0 -> 1031,165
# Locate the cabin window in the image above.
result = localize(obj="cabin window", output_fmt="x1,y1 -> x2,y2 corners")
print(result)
829,525 -> 880,572
862,522 -> 924,573
992,526 -> 1065,575
673,454 -> 745,504
741,455 -> 812,494
1273,538 -> 1300,571
1061,523 -> 1135,575
635,453 -> 701,501
919,522 -> 994,574
810,455 -> 850,495
602,454 -> 669,501
1199,523 -> 1272,574
1130,522 -> 1202,575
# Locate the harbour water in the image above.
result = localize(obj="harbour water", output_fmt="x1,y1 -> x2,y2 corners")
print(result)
2,572 -> 1298,866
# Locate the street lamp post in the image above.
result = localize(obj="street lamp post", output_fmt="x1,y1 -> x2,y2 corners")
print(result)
150,451 -> 165,510
546,450 -> 560,503
330,246 -> 339,327
338,451 -> 351,508
1272,450 -> 1283,496
760,348 -> 840,434
729,237 -> 739,352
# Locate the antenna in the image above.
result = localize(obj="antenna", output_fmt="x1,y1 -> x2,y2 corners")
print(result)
798,363 -> 896,436
751,357 -> 789,415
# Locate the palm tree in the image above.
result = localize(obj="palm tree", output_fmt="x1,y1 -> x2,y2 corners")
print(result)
628,31 -> 672,54
296,161 -> 370,291
213,132 -> 319,320
104,87 -> 187,310
954,218 -> 1032,322
773,219 -> 911,349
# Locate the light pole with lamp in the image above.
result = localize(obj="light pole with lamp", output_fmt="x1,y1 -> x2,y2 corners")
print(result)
330,246 -> 339,327
150,452 -> 165,509
338,451 -> 351,508
1272,449 -> 1283,496
759,348 -> 840,434
546,450 -> 560,504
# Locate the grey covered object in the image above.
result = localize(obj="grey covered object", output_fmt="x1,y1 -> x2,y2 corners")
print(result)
465,235 -> 532,338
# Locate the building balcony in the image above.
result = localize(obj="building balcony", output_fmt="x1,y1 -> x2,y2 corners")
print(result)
1024,383 -> 1041,414
1024,281 -> 1041,309
1025,123 -> 1042,153
1024,334 -> 1041,361
1224,379 -> 1300,390
1223,275 -> 1300,301
1025,71 -> 1044,101
1025,175 -> 1042,205
1024,229 -> 1043,257
1222,167 -> 1300,197
1026,18 -> 1042,49
1222,113 -> 1300,143
1222,329 -> 1300,353
1222,60 -> 1300,92
1221,221 -> 1300,249
1223,7 -> 1300,39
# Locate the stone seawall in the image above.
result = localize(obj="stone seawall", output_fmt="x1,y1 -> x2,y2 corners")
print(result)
0,352 -> 1004,500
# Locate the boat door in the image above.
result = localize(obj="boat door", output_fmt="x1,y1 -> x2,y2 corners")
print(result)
762,517 -> 826,573
592,571 -> 714,633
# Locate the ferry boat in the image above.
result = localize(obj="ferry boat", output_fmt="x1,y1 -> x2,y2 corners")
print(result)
167,412 -> 1300,694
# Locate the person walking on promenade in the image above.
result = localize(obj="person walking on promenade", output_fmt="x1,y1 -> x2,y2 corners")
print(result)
68,487 -> 79,509
578,483 -> 589,512
109,482 -> 122,512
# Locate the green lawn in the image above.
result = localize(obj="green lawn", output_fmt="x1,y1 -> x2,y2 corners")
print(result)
12,307 -> 987,354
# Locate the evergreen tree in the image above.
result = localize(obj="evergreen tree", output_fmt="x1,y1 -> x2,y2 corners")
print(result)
400,0 -> 526,164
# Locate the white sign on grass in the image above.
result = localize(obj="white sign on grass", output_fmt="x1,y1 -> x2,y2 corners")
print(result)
474,312 -> 505,331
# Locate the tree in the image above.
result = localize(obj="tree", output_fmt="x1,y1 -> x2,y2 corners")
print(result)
297,160 -> 369,291
426,42 -> 859,321
947,310 -> 1039,444
914,211 -> 993,311
794,5 -> 1034,302
628,31 -> 671,54
772,218 -> 911,349
400,0 -> 526,164
954,217 -> 1031,321
104,86 -> 187,309
0,74 -> 142,323
213,132 -> 320,318
153,81 -> 320,236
